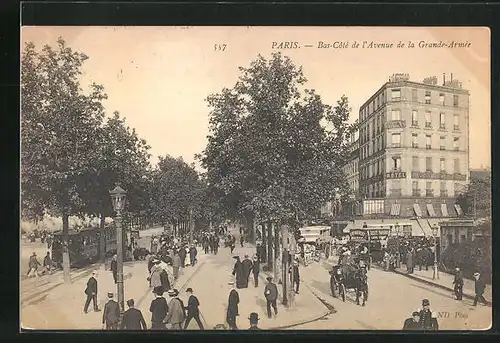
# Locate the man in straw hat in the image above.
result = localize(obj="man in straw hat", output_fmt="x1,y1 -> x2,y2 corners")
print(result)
226,281 -> 240,330
102,292 -> 120,330
473,272 -> 488,306
165,289 -> 185,330
247,312 -> 260,330
264,276 -> 278,319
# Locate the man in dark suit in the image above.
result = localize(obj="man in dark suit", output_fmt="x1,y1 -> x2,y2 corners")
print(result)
84,271 -> 100,313
120,299 -> 147,330
251,255 -> 260,287
473,272 -> 488,306
183,288 -> 203,329
290,260 -> 300,294
149,289 -> 168,330
418,299 -> 439,330
111,255 -> 118,284
102,292 -> 120,330
264,276 -> 278,318
402,311 -> 422,330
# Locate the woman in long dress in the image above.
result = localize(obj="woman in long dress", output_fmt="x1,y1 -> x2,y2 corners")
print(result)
232,256 -> 245,289
226,282 -> 239,330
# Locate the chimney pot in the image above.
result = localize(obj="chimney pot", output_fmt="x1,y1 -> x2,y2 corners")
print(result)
443,73 -> 446,86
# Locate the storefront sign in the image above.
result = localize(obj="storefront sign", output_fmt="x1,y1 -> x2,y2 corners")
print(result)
386,120 -> 406,129
411,172 -> 466,181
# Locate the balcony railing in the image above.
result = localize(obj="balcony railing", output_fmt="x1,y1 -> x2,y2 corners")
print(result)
439,124 -> 446,130
440,190 -> 448,197
426,190 -> 434,197
453,125 -> 460,130
412,190 -> 421,196
425,122 -> 432,128
426,144 -> 431,149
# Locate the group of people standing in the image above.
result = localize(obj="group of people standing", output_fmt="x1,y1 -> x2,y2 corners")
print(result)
200,231 -> 221,255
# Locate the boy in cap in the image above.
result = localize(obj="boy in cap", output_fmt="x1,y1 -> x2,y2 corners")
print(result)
402,311 -> 422,330
473,272 -> 488,306
264,276 -> 278,318
418,299 -> 439,330
248,312 -> 260,330
102,292 -> 120,330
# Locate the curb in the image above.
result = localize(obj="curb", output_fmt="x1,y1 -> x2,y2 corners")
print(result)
391,268 -> 491,306
258,272 -> 331,330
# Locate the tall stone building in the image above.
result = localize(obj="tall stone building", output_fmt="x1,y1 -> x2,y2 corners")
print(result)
357,73 -> 468,222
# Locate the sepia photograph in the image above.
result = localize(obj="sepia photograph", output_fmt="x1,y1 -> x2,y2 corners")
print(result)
20,26 -> 491,331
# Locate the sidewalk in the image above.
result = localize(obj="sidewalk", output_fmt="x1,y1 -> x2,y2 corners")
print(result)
188,242 -> 330,330
391,266 -> 492,304
21,248 -> 207,330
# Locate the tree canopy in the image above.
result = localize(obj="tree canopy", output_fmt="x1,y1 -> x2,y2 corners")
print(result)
200,53 -> 357,226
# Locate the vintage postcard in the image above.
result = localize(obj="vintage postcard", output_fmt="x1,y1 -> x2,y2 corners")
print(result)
20,26 -> 491,331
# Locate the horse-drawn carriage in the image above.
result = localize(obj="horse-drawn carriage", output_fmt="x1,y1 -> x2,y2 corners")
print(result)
329,263 -> 368,306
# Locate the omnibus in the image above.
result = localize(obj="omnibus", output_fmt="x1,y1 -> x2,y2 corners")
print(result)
299,226 -> 331,243
51,225 -> 129,268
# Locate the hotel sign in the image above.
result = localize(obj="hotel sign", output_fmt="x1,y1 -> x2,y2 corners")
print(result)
386,172 -> 407,179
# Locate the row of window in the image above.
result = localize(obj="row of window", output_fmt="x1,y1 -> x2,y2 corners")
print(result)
360,156 -> 462,180
361,181 -> 463,199
360,109 -> 461,147
360,87 -> 461,122
392,133 -> 460,150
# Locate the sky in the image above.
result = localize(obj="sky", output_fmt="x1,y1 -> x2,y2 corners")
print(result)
21,26 -> 491,170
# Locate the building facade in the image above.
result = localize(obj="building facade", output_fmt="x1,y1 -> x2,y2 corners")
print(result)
358,73 -> 469,219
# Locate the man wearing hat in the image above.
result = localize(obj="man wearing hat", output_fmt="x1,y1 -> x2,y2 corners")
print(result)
289,260 -> 301,294
248,312 -> 260,330
27,252 -> 41,278
473,272 -> 488,306
417,299 -> 439,330
402,311 -> 422,330
226,281 -> 240,330
264,276 -> 278,319
184,288 -> 203,329
165,289 -> 186,330
149,289 -> 168,330
452,267 -> 464,300
84,271 -> 100,313
110,255 -> 118,284
102,292 -> 120,330
251,255 -> 260,287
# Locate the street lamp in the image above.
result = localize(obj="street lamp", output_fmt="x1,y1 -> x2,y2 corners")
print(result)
109,185 -> 127,314
431,225 -> 440,280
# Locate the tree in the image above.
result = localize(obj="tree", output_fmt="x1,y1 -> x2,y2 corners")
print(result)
456,173 -> 491,219
81,111 -> 151,262
21,38 -> 107,282
201,53 -> 356,267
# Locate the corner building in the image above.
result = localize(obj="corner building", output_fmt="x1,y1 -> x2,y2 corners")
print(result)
358,74 -> 468,221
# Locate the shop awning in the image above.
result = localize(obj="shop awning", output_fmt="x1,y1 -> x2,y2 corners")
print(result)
441,204 -> 449,217
390,204 -> 401,216
416,218 -> 433,236
426,204 -> 436,217
410,219 -> 427,236
413,204 -> 423,217
454,204 -> 463,216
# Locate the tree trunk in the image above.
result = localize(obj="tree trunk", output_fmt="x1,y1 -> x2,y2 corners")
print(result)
274,222 -> 281,282
267,220 -> 273,270
261,221 -> 267,264
99,214 -> 106,263
62,214 -> 70,284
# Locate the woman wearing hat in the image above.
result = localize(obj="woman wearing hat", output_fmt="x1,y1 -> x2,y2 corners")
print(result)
150,259 -> 163,292
226,281 -> 240,330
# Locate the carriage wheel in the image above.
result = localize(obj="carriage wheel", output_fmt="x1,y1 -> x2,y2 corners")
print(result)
340,284 -> 346,302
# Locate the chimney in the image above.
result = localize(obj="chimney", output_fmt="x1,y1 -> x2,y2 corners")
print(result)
443,73 -> 446,86
451,73 -> 453,82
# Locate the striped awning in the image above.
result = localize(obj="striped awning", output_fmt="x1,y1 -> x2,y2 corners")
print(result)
454,204 -> 463,216
413,204 -> 423,217
416,218 -> 433,236
426,204 -> 436,217
390,204 -> 401,216
441,204 -> 449,217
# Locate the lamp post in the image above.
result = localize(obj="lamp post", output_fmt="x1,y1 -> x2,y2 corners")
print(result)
432,225 -> 440,280
109,185 -> 127,314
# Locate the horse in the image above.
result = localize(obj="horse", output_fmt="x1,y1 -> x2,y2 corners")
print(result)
336,264 -> 369,306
